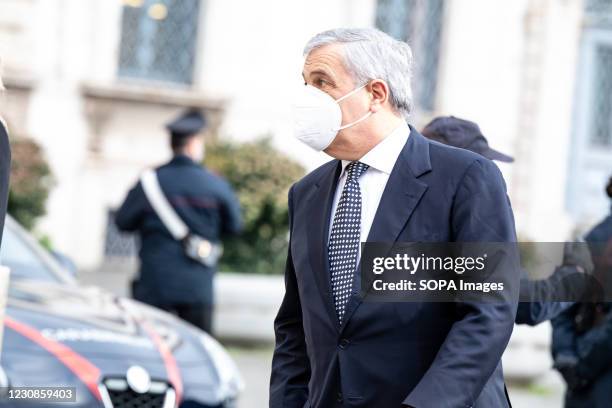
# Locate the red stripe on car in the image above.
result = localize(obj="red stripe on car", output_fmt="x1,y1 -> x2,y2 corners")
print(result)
139,320 -> 183,405
4,316 -> 102,400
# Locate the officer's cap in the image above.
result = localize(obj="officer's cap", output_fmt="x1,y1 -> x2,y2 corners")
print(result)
422,116 -> 514,163
166,108 -> 207,138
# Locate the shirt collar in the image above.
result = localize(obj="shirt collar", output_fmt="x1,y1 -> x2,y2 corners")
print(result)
340,121 -> 410,175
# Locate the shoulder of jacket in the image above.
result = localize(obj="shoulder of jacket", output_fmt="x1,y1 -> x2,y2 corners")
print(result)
428,139 -> 484,167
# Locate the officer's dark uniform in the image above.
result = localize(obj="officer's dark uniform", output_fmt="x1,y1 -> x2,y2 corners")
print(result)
551,197 -> 612,408
0,120 -> 11,247
115,110 -> 242,333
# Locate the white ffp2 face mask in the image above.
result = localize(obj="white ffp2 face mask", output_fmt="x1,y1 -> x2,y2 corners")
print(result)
292,84 -> 373,151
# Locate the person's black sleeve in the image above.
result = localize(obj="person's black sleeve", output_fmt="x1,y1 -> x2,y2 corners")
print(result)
115,182 -> 146,232
551,306 -> 578,359
516,265 -> 583,325
0,122 -> 10,247
219,183 -> 242,236
516,299 -> 573,326
270,185 -> 310,408
550,306 -> 585,390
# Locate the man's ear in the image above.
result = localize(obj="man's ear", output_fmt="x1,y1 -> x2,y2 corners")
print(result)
368,79 -> 390,113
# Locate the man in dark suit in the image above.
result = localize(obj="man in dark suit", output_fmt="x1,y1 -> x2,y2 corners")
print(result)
0,118 -> 10,247
270,28 -> 519,407
115,109 -> 242,333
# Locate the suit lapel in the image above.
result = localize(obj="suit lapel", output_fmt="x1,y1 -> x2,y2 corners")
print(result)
340,128 -> 431,332
305,160 -> 342,328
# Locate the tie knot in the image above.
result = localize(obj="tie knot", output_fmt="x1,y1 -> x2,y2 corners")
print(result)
346,161 -> 369,180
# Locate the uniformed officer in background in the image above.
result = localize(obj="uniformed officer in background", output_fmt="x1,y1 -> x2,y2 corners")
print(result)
551,177 -> 612,408
115,108 -> 242,334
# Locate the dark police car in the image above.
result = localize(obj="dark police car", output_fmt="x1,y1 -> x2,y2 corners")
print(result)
0,217 -> 243,407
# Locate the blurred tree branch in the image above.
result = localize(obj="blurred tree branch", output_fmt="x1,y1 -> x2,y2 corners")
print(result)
206,137 -> 304,274
8,136 -> 54,231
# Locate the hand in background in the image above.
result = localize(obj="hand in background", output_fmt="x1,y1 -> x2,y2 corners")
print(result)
563,241 -> 594,274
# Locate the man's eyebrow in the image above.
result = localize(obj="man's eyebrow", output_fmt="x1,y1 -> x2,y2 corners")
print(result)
304,70 -> 337,86
307,69 -> 333,79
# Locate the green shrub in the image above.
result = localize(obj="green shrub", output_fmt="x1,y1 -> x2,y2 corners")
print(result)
206,137 -> 305,274
8,138 -> 53,230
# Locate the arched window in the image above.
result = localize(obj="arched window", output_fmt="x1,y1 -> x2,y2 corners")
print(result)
118,0 -> 201,85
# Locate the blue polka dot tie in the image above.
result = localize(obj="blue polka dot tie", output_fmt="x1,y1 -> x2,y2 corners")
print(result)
328,161 -> 369,324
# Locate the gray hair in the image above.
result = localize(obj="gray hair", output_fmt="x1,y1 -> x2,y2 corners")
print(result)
304,28 -> 414,118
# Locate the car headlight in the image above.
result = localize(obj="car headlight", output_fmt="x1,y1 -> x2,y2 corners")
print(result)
199,334 -> 244,402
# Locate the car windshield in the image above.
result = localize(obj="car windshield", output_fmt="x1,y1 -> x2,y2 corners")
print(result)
0,219 -> 71,284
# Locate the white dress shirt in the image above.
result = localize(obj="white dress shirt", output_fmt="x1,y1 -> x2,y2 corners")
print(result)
328,121 -> 410,254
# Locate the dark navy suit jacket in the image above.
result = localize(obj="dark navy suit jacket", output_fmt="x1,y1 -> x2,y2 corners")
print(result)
270,127 -> 519,408
0,122 -> 10,247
